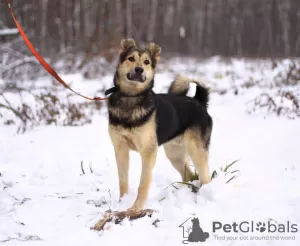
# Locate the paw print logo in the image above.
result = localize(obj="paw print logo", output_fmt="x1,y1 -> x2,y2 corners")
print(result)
256,222 -> 266,232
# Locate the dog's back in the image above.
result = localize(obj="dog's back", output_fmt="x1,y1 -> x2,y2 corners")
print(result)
155,75 -> 212,147
155,93 -> 211,145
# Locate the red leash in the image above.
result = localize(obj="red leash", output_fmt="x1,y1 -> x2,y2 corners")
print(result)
6,0 -> 108,101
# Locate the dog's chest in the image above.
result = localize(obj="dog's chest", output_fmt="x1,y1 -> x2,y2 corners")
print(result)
123,135 -> 138,151
109,126 -> 140,151
108,94 -> 155,128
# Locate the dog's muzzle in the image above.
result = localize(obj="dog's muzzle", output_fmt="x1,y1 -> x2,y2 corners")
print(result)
127,67 -> 146,83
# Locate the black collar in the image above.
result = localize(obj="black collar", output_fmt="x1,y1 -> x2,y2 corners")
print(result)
105,86 -> 118,96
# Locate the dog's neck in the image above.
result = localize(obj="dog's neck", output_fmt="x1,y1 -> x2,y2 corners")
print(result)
107,85 -> 155,128
108,89 -> 154,109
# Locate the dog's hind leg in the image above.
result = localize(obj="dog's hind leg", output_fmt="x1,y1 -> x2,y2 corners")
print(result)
163,139 -> 196,182
184,129 -> 211,185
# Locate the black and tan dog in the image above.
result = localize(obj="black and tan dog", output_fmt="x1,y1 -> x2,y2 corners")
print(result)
106,39 -> 213,212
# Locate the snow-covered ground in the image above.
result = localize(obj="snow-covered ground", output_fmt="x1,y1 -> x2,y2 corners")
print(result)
1,58 -> 300,245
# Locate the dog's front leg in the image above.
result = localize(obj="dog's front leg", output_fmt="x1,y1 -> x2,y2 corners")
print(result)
114,144 -> 130,198
130,145 -> 158,211
109,127 -> 130,199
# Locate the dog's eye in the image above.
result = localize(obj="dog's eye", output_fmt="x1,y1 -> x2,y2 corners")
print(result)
128,57 -> 135,62
144,60 -> 150,65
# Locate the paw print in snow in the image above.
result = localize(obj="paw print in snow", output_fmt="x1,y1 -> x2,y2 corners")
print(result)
256,222 -> 266,232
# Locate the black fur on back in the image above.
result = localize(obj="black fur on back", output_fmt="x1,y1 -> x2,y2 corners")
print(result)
155,93 -> 212,146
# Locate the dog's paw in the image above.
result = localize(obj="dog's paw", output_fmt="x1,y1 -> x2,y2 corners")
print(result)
129,201 -> 144,212
128,206 -> 142,213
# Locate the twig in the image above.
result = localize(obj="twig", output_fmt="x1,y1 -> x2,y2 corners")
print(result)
152,218 -> 161,227
1,57 -> 38,75
224,159 -> 239,172
159,197 -> 166,202
211,170 -> 218,180
0,44 -> 33,59
0,101 -> 24,122
89,162 -> 93,173
226,176 -> 238,184
0,235 -> 41,243
80,161 -> 85,175
165,181 -> 199,193
108,189 -> 112,211
13,198 -> 31,206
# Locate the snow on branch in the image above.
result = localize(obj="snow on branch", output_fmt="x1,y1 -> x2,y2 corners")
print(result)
0,28 -> 19,36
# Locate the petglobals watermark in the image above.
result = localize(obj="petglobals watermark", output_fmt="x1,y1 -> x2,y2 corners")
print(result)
213,220 -> 298,242
213,221 -> 298,233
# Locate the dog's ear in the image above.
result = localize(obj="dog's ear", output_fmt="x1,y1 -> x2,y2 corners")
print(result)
146,43 -> 161,65
120,39 -> 136,54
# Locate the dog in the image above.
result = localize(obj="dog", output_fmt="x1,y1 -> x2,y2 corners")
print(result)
106,39 -> 213,212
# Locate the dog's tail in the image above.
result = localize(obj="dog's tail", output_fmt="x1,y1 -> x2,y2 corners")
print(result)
168,74 -> 210,108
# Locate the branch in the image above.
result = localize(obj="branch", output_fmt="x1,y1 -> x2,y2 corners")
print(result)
0,44 -> 32,59
0,102 -> 24,122
92,209 -> 156,231
0,93 -> 32,127
1,57 -> 38,75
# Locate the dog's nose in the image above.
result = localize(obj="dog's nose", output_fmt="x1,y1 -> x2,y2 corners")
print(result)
135,67 -> 144,74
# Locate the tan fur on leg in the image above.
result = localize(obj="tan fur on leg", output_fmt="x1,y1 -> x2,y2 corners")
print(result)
129,115 -> 158,211
109,126 -> 130,198
130,146 -> 158,211
163,137 -> 195,182
184,129 -> 211,184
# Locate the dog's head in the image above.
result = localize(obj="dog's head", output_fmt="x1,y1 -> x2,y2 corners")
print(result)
114,38 -> 161,96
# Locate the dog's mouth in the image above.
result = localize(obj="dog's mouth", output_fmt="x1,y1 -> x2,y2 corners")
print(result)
126,72 -> 146,83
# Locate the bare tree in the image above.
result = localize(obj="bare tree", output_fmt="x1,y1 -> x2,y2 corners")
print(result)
1,0 -> 300,58
125,0 -> 132,38
147,0 -> 158,42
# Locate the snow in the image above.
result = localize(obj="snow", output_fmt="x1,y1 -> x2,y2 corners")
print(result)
1,58 -> 300,245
